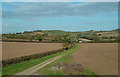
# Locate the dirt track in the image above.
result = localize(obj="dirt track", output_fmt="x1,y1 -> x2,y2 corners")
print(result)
71,43 -> 118,75
2,42 -> 62,60
16,54 -> 64,75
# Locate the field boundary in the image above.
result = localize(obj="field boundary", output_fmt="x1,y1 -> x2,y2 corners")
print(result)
35,44 -> 81,75
2,43 -> 74,76
36,44 -> 97,75
16,44 -> 78,75
2,48 -> 64,67
16,54 -> 65,75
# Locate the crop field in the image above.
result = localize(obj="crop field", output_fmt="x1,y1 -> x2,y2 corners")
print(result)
2,42 -> 63,60
71,43 -> 118,75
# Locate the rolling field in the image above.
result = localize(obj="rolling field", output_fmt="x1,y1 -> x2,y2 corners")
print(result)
2,42 -> 63,60
71,43 -> 118,75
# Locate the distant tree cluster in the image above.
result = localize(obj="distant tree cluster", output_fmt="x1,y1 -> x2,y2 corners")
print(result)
2,29 -> 119,43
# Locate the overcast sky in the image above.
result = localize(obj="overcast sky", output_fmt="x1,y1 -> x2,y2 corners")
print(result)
2,2 -> 118,33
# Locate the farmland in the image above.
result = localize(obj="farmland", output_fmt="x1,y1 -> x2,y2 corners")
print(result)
2,43 -> 74,75
2,29 -> 119,43
2,42 -> 63,60
71,43 -> 118,75
1,29 -> 119,76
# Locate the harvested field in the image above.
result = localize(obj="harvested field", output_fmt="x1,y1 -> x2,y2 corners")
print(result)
2,42 -> 63,60
71,43 -> 118,75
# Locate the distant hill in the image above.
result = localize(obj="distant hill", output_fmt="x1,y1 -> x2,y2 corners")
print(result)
95,29 -> 118,37
43,30 -> 68,35
19,29 -> 119,37
2,29 -> 119,43
22,30 -> 67,35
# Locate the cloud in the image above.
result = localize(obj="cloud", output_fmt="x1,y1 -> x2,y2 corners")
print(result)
2,2 -> 118,19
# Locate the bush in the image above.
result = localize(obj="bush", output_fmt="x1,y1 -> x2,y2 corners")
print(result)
62,43 -> 74,50
88,39 -> 119,43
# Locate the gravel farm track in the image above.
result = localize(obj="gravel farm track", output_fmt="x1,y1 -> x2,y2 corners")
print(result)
16,54 -> 65,75
71,43 -> 118,75
2,42 -> 62,60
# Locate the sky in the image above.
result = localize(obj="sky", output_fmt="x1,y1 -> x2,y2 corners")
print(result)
2,0 -> 120,2
2,2 -> 118,33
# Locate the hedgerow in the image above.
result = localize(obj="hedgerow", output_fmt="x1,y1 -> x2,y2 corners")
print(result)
2,49 -> 64,67
2,43 -> 74,67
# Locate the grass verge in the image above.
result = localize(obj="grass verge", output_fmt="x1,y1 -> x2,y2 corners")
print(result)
36,44 -> 98,76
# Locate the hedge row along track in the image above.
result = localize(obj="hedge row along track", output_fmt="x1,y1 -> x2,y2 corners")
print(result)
15,54 -> 65,75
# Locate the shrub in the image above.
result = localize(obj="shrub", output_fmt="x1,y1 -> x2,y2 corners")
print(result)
88,39 -> 118,43
2,43 -> 74,67
62,43 -> 73,50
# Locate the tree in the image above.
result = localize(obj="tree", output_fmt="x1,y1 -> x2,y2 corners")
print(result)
62,43 -> 71,50
29,36 -> 33,41
43,33 -> 48,36
35,35 -> 45,42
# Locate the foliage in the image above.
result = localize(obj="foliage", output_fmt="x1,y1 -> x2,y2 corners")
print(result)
63,34 -> 77,43
2,44 -> 75,76
2,29 -> 119,43
35,34 -> 45,41
44,30 -> 67,35
88,39 -> 119,43
2,51 -> 63,76
2,49 -> 64,67
62,43 -> 72,50
102,36 -> 117,39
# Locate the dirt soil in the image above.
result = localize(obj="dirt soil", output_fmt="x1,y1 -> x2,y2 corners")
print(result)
2,42 -> 63,60
71,43 -> 118,75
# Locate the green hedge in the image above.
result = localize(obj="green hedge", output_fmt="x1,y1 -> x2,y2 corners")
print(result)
2,48 -> 64,67
88,39 -> 119,43
2,42 -> 75,67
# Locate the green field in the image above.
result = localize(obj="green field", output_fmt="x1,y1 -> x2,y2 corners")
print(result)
43,30 -> 67,35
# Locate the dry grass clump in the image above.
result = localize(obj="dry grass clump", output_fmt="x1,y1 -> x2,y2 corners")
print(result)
50,62 -> 85,75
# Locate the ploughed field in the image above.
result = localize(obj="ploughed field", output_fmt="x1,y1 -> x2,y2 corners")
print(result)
71,43 -> 118,75
2,42 -> 63,60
